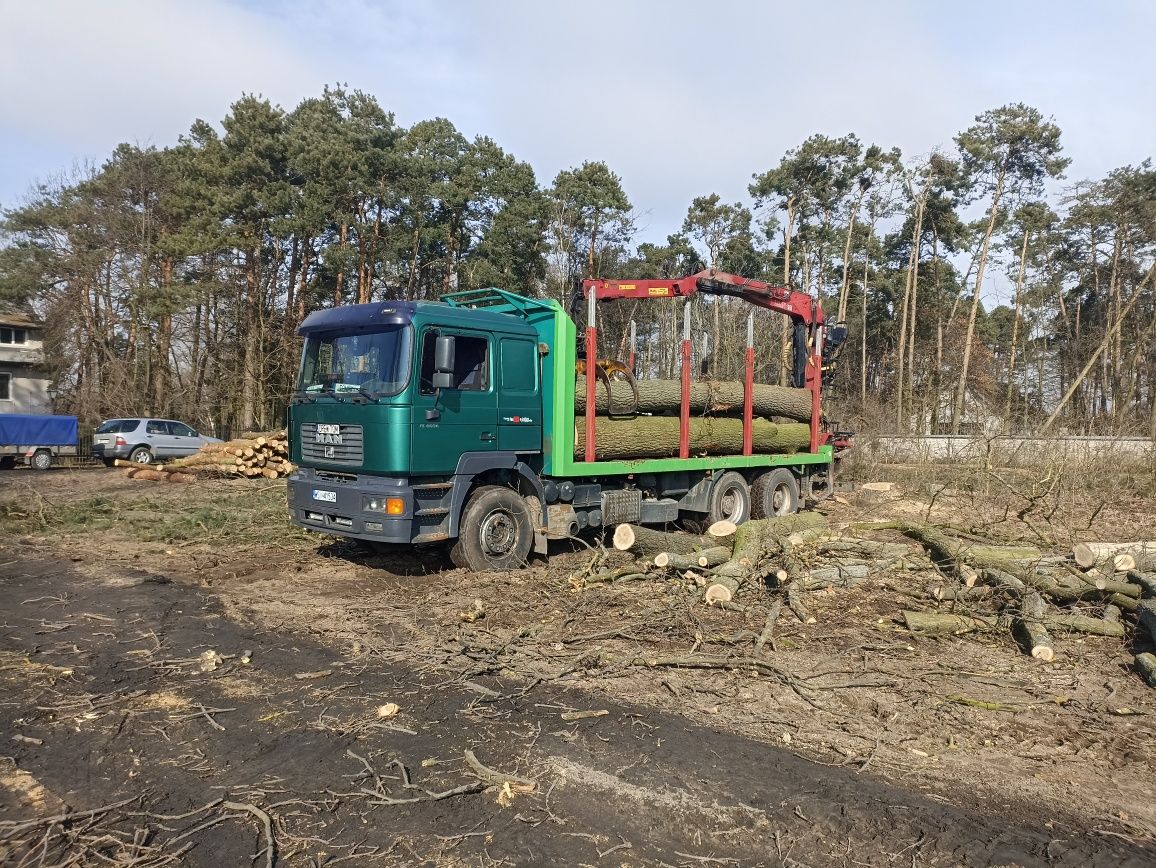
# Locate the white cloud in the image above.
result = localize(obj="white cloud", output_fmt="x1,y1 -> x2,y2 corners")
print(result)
1,0 -> 1154,241
0,0 -> 321,146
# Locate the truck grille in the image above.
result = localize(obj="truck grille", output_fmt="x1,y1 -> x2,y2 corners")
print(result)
299,423 -> 364,467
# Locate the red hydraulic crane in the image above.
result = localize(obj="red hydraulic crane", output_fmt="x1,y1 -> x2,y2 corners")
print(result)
578,270 -> 832,461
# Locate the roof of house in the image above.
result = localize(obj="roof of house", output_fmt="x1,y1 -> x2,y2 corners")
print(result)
0,304 -> 41,328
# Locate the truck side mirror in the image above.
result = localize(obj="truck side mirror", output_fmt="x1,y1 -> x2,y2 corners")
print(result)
432,334 -> 456,390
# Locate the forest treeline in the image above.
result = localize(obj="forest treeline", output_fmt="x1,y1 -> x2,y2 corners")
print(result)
1,87 -> 1153,436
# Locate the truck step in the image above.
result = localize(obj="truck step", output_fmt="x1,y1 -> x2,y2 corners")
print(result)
413,531 -> 450,544
412,481 -> 453,492
415,507 -> 450,518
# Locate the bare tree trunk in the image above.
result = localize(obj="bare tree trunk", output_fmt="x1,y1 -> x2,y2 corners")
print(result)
1003,228 -> 1030,430
1040,263 -> 1154,434
951,171 -> 1006,434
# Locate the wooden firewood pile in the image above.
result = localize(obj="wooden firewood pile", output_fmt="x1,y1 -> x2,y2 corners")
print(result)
119,432 -> 294,483
572,513 -> 1156,688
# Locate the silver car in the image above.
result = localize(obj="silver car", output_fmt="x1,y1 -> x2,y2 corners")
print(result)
93,418 -> 223,466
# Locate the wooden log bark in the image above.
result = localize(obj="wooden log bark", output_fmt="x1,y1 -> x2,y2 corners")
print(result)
1044,613 -> 1125,638
1126,570 -> 1156,596
900,523 -> 1042,568
1136,652 -> 1156,688
575,416 -> 810,460
903,610 -> 998,636
613,524 -> 716,557
654,546 -> 731,571
575,377 -> 812,422
1138,599 -> 1156,645
1073,541 -> 1156,562
1015,591 -> 1054,662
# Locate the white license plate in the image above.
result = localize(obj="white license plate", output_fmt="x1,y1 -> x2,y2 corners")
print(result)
316,424 -> 340,435
312,489 -> 337,503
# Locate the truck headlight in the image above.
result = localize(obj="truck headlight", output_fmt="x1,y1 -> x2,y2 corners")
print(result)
364,496 -> 405,515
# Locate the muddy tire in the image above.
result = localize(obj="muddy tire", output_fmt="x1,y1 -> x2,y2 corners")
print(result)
707,471 -> 751,526
450,485 -> 533,572
751,468 -> 799,518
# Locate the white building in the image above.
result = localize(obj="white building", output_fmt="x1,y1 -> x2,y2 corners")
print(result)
0,306 -> 51,415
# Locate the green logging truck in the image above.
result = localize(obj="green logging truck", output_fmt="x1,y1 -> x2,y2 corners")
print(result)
286,271 -> 848,570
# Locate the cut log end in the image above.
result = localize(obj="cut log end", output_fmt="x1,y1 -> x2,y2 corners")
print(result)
1072,543 -> 1097,569
612,524 -> 636,552
703,584 -> 733,605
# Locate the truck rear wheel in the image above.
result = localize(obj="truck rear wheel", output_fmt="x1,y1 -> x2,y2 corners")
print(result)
450,485 -> 533,572
30,450 -> 53,471
751,468 -> 799,518
707,471 -> 751,526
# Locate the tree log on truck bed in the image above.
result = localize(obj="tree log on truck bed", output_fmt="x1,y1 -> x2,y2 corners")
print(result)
575,417 -> 810,460
575,377 -> 813,422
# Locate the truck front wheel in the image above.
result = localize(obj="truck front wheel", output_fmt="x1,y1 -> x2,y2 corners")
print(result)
450,485 -> 534,572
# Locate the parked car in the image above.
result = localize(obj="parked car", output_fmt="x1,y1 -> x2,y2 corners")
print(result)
92,418 -> 222,466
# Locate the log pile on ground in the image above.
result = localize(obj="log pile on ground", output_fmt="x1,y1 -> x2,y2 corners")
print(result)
120,432 -> 293,483
572,509 -> 1156,688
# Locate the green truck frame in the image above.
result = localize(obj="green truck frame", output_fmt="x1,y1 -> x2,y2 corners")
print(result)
286,271 -> 845,570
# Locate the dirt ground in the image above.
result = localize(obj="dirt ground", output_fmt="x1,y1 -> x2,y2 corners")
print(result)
1,464 -> 1155,867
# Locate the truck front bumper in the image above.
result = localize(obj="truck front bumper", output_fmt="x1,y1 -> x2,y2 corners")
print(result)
287,469 -> 432,545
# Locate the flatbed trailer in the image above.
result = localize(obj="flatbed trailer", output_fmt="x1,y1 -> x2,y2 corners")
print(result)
0,414 -> 79,470
286,271 -> 846,570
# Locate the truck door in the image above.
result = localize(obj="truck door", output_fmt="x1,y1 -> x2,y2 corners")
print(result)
411,328 -> 497,475
497,337 -> 541,453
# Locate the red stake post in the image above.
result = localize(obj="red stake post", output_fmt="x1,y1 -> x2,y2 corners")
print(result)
742,313 -> 754,456
584,290 -> 598,463
679,301 -> 692,460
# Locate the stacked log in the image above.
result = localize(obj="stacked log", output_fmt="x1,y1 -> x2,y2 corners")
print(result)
575,377 -> 813,422
575,416 -> 810,460
120,432 -> 293,483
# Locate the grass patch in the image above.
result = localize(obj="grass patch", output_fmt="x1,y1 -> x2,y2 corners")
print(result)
0,485 -> 313,547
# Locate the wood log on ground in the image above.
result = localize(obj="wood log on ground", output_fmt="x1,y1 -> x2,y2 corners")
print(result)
903,610 -> 999,636
127,468 -> 166,482
709,512 -> 826,589
1102,604 -> 1121,623
1109,593 -> 1140,612
1015,591 -> 1054,662
654,546 -> 731,571
805,564 -> 870,586
1090,577 -> 1141,598
1072,541 -> 1156,564
1126,570 -> 1156,596
1136,652 -> 1156,688
753,601 -> 782,654
818,539 -> 911,559
785,582 -> 815,624
613,525 -> 716,557
707,520 -> 738,547
1138,599 -> 1156,645
575,416 -> 810,460
1043,613 -> 1126,638
1113,554 -> 1137,573
575,377 -> 813,422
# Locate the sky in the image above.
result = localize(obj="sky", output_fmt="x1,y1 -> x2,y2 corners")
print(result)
1,0 -> 1154,291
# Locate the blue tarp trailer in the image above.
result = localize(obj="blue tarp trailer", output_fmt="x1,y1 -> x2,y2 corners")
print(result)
0,414 -> 79,470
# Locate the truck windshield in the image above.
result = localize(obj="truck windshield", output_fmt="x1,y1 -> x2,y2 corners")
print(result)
298,326 -> 413,397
